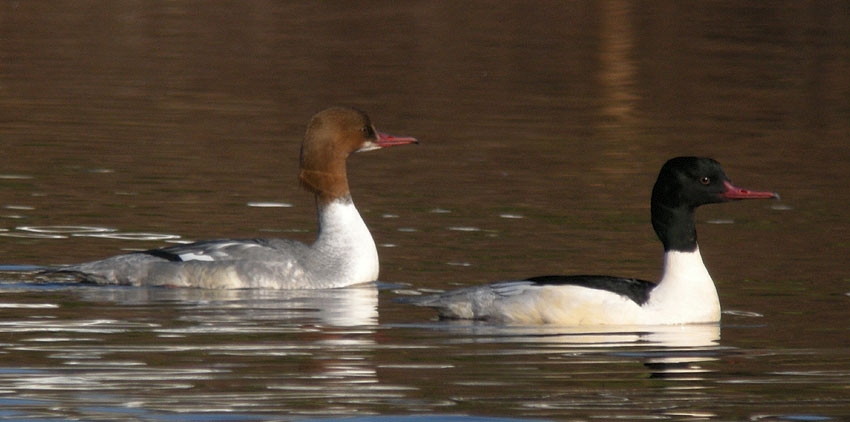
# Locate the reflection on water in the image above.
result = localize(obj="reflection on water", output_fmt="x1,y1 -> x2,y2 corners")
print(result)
0,281 -> 724,419
88,283 -> 380,328
409,320 -> 719,348
2,282 -> 379,328
1,0 -> 850,420
396,322 -> 721,381
0,283 -> 382,419
1,276 -> 849,419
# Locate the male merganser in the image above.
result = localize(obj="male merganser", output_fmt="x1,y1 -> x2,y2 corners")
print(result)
401,157 -> 777,325
45,107 -> 417,289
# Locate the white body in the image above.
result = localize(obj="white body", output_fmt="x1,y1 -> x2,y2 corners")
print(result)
412,247 -> 720,325
59,199 -> 380,289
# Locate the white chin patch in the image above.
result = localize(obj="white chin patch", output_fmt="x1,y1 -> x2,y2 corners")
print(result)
355,141 -> 381,152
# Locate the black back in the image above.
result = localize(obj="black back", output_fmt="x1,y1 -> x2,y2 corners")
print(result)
525,275 -> 657,305
139,248 -> 184,262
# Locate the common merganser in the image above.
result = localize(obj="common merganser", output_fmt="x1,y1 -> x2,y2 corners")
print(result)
45,107 -> 417,289
401,157 -> 777,325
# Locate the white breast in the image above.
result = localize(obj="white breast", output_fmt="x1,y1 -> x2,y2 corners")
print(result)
642,247 -> 720,324
309,199 -> 380,287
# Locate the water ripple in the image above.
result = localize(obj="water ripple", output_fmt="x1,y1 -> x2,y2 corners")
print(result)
77,232 -> 181,241
17,225 -> 116,234
246,202 -> 293,208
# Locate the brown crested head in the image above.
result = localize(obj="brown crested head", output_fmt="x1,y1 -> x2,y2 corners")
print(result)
298,107 -> 417,203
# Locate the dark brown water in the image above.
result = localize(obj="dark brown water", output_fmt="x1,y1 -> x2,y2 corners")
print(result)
1,1 -> 849,420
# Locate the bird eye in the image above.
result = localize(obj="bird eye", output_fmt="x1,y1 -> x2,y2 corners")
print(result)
361,125 -> 375,138
699,176 -> 711,185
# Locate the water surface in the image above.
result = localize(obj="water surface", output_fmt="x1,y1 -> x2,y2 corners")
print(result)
1,1 -> 849,420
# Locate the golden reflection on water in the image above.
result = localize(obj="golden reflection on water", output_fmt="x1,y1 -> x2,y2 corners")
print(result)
0,0 -> 849,420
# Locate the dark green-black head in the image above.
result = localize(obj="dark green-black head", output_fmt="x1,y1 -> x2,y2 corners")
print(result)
650,157 -> 777,251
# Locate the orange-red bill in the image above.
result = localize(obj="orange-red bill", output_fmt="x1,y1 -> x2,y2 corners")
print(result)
377,131 -> 418,147
721,180 -> 778,200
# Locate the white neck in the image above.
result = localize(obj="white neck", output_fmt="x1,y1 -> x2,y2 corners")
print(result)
644,246 -> 721,324
308,198 -> 379,287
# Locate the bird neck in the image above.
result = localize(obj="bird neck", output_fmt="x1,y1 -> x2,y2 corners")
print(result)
651,201 -> 698,252
300,166 -> 351,204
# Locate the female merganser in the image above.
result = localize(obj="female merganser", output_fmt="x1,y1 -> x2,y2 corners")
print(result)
402,157 -> 777,325
46,107 -> 417,289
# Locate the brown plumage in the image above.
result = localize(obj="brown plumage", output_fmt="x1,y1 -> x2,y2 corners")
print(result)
299,107 -> 394,203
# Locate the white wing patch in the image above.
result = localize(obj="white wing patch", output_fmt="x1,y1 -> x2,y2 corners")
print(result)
177,242 -> 263,262
178,252 -> 215,262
